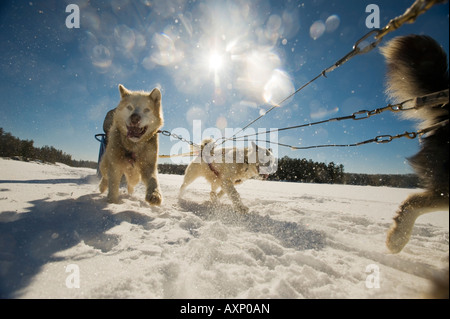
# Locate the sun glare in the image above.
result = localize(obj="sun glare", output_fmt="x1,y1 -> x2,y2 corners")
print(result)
209,52 -> 223,72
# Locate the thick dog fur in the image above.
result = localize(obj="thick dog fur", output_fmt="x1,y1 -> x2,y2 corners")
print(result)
99,84 -> 163,205
381,35 -> 449,254
179,139 -> 276,213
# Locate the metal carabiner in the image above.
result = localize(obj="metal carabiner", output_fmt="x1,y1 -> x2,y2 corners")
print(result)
352,110 -> 371,120
375,135 -> 393,143
353,29 -> 383,55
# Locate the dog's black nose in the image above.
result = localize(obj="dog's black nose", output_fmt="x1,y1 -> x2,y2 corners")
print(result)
130,113 -> 141,125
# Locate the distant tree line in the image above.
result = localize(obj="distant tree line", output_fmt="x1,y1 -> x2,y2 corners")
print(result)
343,173 -> 419,188
158,155 -> 419,188
158,163 -> 188,175
0,128 -> 97,168
267,156 -> 345,184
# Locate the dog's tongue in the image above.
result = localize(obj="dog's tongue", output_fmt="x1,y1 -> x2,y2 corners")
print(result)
127,126 -> 146,139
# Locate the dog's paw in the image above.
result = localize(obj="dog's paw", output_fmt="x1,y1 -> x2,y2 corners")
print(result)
386,208 -> 417,253
235,204 -> 249,214
210,192 -> 219,203
106,196 -> 121,204
386,217 -> 413,253
146,190 -> 162,206
99,179 -> 108,193
386,226 -> 410,254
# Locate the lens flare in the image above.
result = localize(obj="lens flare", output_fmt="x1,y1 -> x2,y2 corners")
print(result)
216,116 -> 228,130
310,20 -> 326,40
209,52 -> 223,72
91,44 -> 113,69
325,15 -> 340,33
263,69 -> 295,106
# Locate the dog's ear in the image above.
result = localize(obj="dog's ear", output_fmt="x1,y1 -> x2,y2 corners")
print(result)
251,141 -> 258,152
149,88 -> 161,103
118,84 -> 131,98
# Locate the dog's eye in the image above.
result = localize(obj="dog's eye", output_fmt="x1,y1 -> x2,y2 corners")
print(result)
127,105 -> 133,111
143,108 -> 150,113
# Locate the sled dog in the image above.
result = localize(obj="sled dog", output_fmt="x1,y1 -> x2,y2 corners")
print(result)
381,35 -> 449,254
179,139 -> 276,213
99,84 -> 163,205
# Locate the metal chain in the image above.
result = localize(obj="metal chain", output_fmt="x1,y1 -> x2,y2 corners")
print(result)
158,130 -> 200,149
240,119 -> 448,151
228,89 -> 449,142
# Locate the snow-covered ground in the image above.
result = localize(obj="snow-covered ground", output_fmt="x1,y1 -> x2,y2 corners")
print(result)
0,158 -> 448,299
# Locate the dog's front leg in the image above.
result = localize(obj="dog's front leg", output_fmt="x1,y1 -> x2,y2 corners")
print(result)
141,165 -> 162,206
387,191 -> 448,253
99,157 -> 109,193
210,188 -> 226,204
222,179 -> 248,213
106,167 -> 123,203
209,181 -> 222,203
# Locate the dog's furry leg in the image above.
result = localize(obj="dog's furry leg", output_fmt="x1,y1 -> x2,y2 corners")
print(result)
179,178 -> 193,199
141,165 -> 162,206
106,167 -> 123,203
125,168 -> 140,194
179,163 -> 200,198
222,180 -> 249,213
99,159 -> 108,193
179,182 -> 188,199
387,191 -> 448,253
209,182 -> 222,203
216,189 -> 225,198
99,178 -> 108,194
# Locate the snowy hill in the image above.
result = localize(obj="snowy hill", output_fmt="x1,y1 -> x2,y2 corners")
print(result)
0,157 -> 448,299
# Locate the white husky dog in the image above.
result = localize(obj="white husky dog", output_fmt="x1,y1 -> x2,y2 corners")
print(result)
99,84 -> 163,205
179,139 -> 276,213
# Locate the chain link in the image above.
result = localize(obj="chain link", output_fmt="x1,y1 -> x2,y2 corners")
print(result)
158,130 -> 200,148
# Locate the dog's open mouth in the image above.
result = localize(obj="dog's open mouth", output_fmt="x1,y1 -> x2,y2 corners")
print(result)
127,125 -> 148,139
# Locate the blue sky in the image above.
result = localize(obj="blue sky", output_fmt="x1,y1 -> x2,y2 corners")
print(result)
0,0 -> 448,174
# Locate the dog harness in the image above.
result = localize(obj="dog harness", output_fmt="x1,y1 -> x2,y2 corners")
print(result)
208,162 -> 220,177
205,150 -> 251,179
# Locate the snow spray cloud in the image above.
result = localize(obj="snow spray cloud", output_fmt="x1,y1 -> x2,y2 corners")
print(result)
168,120 -> 278,175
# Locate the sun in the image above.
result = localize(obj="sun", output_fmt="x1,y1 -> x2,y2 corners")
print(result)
209,52 -> 223,72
